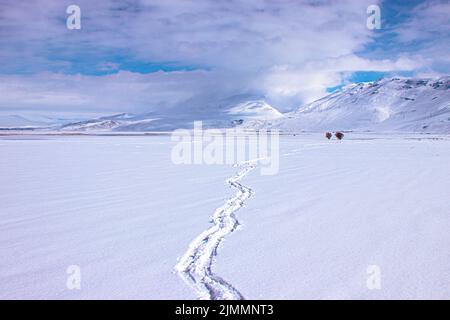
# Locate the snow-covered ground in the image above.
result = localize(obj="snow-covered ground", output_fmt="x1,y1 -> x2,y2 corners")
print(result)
1,133 -> 450,299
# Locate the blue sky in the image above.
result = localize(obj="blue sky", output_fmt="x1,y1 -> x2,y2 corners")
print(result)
0,0 -> 448,116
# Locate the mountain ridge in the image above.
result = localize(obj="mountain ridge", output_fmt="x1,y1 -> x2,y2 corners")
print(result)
2,76 -> 449,133
256,76 -> 450,133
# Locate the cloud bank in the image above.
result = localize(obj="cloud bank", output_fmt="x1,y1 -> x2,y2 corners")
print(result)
0,0 -> 448,117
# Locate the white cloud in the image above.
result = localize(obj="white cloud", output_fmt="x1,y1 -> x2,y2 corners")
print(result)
0,0 -> 445,115
0,71 -> 217,114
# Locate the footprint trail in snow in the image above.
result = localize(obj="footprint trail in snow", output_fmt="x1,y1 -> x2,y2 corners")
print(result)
174,162 -> 256,300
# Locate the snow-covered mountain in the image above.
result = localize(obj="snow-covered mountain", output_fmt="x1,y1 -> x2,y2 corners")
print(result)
3,77 -> 449,133
59,96 -> 283,132
0,114 -> 96,130
262,76 -> 450,133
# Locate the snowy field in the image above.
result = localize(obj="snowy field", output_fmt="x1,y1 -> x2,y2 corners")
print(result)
1,133 -> 450,299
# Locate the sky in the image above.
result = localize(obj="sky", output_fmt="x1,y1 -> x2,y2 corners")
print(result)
0,0 -> 449,119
